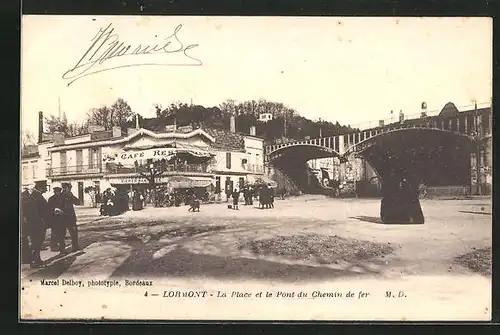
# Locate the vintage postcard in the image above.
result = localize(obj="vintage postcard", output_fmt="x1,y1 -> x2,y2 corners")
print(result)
20,16 -> 492,321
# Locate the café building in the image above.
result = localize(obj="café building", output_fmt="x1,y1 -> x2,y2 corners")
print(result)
45,116 -> 265,206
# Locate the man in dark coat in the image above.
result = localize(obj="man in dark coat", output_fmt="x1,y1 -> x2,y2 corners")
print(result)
232,188 -> 240,210
259,184 -> 270,209
268,185 -> 275,209
59,183 -> 81,252
47,183 -> 66,254
247,186 -> 254,205
21,184 -> 48,267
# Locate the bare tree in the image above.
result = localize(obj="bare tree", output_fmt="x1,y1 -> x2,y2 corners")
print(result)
111,98 -> 134,126
87,106 -> 114,130
135,161 -> 166,207
219,99 -> 237,115
44,115 -> 89,137
22,129 -> 36,150
87,98 -> 134,130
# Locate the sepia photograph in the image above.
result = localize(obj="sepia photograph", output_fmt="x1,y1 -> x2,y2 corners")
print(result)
20,16 -> 492,320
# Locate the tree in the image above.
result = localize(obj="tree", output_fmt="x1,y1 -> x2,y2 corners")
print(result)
22,130 -> 36,151
138,98 -> 357,141
87,106 -> 114,130
219,99 -> 237,115
135,160 -> 166,207
87,98 -> 134,130
44,115 -> 89,137
84,186 -> 97,208
111,98 -> 134,127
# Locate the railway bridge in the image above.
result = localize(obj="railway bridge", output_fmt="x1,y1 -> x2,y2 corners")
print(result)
264,103 -> 492,196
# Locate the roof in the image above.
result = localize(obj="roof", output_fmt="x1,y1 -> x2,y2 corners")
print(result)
21,145 -> 39,158
48,128 -> 217,152
40,133 -> 54,143
204,128 -> 245,152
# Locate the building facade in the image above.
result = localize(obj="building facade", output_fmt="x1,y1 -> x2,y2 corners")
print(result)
30,118 -> 265,206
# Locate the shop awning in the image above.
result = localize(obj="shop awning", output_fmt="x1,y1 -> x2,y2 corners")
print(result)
167,176 -> 214,189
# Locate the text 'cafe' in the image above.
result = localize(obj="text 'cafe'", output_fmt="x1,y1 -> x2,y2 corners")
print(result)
103,137 -> 217,192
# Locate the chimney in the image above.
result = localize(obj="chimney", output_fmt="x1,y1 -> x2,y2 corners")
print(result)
379,120 -> 385,127
38,111 -> 44,143
249,125 -> 256,136
135,114 -> 140,129
230,115 -> 236,133
112,126 -> 121,138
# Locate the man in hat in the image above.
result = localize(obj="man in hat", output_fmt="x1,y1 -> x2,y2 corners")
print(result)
47,182 -> 65,253
21,183 -> 48,267
59,183 -> 81,252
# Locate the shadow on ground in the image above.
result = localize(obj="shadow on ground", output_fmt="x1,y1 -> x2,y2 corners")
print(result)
26,219 -> 394,282
111,245 -> 383,281
349,216 -> 425,225
458,211 -> 492,216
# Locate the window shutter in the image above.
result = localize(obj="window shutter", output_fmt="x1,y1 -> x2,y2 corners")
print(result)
226,152 -> 231,169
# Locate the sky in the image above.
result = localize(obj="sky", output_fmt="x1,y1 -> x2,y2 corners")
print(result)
21,16 -> 492,135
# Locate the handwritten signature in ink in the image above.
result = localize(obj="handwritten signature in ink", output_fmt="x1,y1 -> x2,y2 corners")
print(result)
62,23 -> 202,86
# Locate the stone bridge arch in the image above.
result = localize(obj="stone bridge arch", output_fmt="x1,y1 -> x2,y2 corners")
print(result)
341,127 -> 477,188
265,143 -> 341,194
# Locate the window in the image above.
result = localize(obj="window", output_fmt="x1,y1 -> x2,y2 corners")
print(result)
22,166 -> 28,181
32,165 -> 37,179
60,151 -> 67,173
89,148 -> 99,169
76,149 -> 83,172
226,152 -> 231,169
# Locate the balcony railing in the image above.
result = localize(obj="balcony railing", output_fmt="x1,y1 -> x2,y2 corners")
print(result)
48,165 -> 102,177
105,163 -> 210,175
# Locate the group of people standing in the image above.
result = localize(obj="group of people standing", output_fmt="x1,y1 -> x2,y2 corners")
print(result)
21,182 -> 80,268
258,184 -> 275,209
100,187 -> 130,216
228,183 -> 276,210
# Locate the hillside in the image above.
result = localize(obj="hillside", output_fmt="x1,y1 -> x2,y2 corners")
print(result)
127,100 -> 357,143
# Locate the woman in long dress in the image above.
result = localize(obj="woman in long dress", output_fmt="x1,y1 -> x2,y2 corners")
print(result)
381,176 -> 424,224
132,190 -> 143,211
